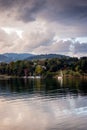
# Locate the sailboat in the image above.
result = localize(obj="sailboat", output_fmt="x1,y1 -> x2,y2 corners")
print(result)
58,71 -> 63,80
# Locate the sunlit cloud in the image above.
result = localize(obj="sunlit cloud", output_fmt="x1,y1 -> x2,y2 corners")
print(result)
1,27 -> 23,39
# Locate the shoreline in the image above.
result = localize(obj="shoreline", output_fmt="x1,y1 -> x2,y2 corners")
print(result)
0,74 -> 87,80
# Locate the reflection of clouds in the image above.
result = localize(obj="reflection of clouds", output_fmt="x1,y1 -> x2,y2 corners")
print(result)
0,96 -> 87,130
0,99 -> 53,130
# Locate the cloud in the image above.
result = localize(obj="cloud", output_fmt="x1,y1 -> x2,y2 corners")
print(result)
0,27 -> 54,53
0,27 -> 87,57
74,42 -> 87,56
44,0 -> 87,23
32,40 -> 87,57
0,29 -> 21,53
17,0 -> 46,22
0,0 -> 87,38
0,26 -> 87,57
0,0 -> 46,22
0,0 -> 87,25
32,40 -> 72,55
0,0 -> 87,56
20,29 -> 54,51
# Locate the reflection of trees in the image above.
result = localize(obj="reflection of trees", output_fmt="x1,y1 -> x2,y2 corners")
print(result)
0,78 -> 87,96
63,78 -> 87,95
35,79 -> 41,91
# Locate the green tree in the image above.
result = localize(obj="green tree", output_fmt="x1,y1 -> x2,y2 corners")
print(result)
35,65 -> 43,75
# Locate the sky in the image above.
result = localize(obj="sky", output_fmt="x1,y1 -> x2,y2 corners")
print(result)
0,0 -> 87,57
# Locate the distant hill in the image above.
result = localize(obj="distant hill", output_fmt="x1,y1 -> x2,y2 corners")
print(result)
0,53 -> 69,63
4,53 -> 34,61
0,54 -> 9,63
26,54 -> 69,60
0,53 -> 34,63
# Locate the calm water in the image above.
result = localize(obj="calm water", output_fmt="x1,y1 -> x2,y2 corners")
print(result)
0,77 -> 87,130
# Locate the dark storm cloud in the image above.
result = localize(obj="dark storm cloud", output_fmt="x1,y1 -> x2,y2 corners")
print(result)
0,0 -> 16,8
0,0 -> 87,23
43,0 -> 87,25
0,0 -> 87,56
18,0 -> 46,22
74,42 -> 87,54
0,0 -> 46,22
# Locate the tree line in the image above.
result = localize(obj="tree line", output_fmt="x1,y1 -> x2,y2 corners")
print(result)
0,57 -> 87,77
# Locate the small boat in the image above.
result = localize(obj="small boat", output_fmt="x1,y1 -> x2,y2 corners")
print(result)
58,71 -> 63,79
35,76 -> 41,79
27,76 -> 41,79
58,76 -> 62,79
28,76 -> 35,79
58,71 -> 63,86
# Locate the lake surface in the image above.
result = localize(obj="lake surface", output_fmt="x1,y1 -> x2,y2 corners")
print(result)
0,77 -> 87,130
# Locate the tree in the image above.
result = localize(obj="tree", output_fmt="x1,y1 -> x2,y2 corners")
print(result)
35,65 -> 43,75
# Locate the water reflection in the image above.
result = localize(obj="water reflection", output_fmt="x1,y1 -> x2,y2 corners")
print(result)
0,78 -> 87,130
0,78 -> 86,94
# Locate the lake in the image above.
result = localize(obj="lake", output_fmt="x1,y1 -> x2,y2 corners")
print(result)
0,77 -> 87,130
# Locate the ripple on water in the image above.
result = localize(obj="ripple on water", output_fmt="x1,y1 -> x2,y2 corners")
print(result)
0,78 -> 87,130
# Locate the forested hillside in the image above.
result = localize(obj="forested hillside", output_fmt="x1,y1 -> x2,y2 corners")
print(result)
0,57 -> 87,77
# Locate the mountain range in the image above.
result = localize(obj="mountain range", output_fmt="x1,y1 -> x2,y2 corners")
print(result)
0,53 -> 33,63
0,53 -> 69,63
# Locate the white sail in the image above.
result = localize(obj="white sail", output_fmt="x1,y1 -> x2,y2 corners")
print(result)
58,71 -> 63,79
